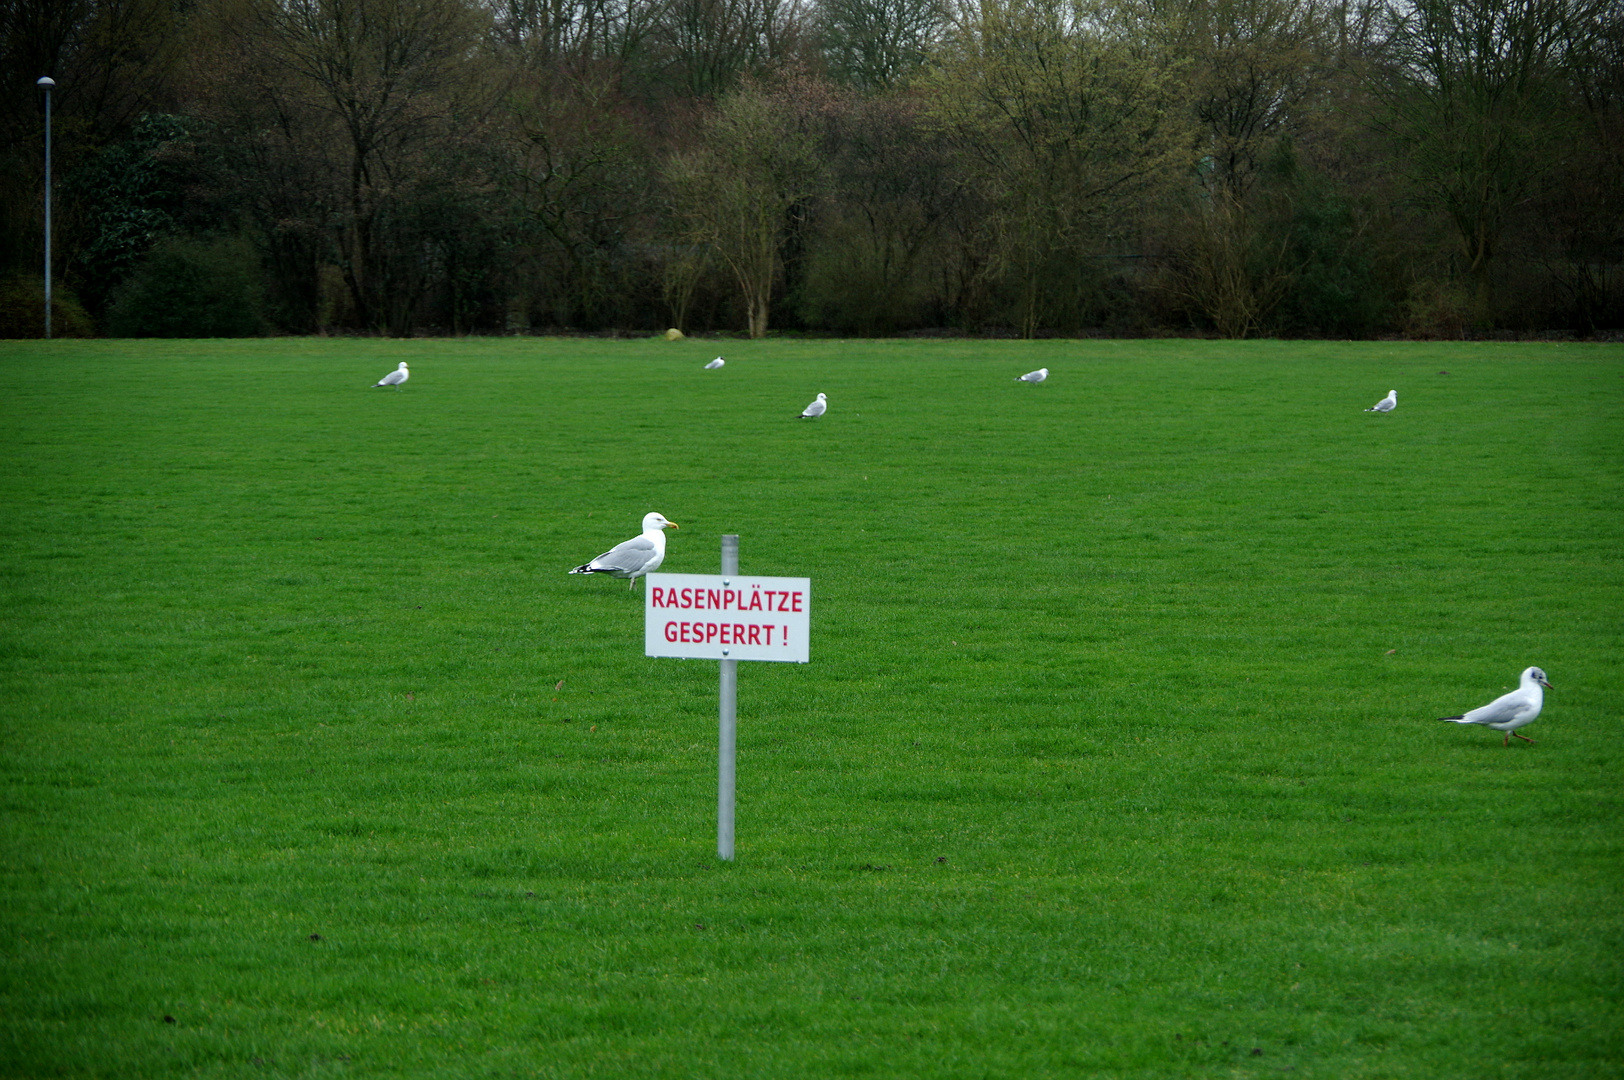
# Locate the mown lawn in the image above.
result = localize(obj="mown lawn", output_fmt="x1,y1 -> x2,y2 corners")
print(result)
1,336 -> 1620,1079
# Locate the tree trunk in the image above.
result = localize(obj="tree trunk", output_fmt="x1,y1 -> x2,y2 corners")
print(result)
749,291 -> 769,338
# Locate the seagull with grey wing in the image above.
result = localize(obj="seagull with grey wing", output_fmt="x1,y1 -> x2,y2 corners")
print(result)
569,512 -> 679,590
1365,390 -> 1396,412
1439,667 -> 1552,746
374,362 -> 409,389
1017,367 -> 1048,383
798,393 -> 827,419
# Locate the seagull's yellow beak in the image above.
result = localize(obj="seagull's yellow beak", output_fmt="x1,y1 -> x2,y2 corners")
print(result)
665,521 -> 680,529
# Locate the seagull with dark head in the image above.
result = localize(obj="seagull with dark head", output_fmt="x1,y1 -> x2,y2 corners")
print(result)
1439,667 -> 1553,746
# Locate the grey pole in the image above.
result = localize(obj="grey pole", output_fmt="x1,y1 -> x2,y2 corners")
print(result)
37,77 -> 54,340
718,534 -> 739,861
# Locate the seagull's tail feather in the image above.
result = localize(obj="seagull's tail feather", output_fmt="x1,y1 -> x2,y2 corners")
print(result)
1438,715 -> 1470,723
568,563 -> 597,575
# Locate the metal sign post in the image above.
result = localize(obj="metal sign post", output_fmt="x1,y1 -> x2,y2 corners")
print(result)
644,538 -> 810,861
718,534 -> 738,860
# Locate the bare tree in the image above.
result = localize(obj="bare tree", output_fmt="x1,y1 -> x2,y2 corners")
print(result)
503,66 -> 660,328
799,91 -> 963,332
488,0 -> 669,78
1372,0 -> 1604,321
210,0 -> 496,333
651,0 -> 806,97
817,0 -> 948,89
1160,0 -> 1338,197
928,0 -> 1191,335
1139,0 -> 1342,335
1531,0 -> 1624,329
666,75 -> 825,336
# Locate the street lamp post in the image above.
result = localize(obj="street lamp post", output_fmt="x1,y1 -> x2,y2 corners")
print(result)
38,76 -> 55,339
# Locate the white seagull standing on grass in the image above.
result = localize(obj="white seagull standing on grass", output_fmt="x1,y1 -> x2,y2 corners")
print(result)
798,393 -> 827,419
1438,667 -> 1553,746
569,512 -> 679,590
1017,368 -> 1048,384
1366,390 -> 1396,412
705,357 -> 725,369
373,362 -> 409,389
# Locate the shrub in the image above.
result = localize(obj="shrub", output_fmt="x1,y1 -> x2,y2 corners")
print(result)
1265,167 -> 1393,339
0,275 -> 95,338
796,224 -> 932,335
105,235 -> 266,337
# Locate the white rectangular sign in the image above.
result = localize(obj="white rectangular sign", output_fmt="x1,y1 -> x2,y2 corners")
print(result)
645,573 -> 810,663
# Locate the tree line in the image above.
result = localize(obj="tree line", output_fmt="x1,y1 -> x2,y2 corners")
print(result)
1,0 -> 1620,338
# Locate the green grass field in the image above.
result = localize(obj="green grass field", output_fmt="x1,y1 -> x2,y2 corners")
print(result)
1,336 -> 1621,1079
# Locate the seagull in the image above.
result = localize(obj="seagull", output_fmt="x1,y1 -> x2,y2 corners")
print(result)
1017,368 -> 1048,383
1365,390 -> 1396,412
798,393 -> 827,419
373,362 -> 409,389
705,357 -> 725,370
1438,667 -> 1553,746
568,512 -> 679,590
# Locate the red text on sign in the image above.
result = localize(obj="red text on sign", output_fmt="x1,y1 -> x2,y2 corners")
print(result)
650,586 -> 804,614
664,621 -> 793,647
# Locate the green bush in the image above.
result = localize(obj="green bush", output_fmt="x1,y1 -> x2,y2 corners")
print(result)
105,235 -> 267,337
0,274 -> 95,338
1256,142 -> 1394,338
796,218 -> 935,335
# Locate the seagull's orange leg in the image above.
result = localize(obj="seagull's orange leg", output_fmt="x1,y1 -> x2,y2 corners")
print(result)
1512,732 -> 1535,743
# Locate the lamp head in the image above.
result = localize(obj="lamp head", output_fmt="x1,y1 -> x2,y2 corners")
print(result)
37,77 -> 55,89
